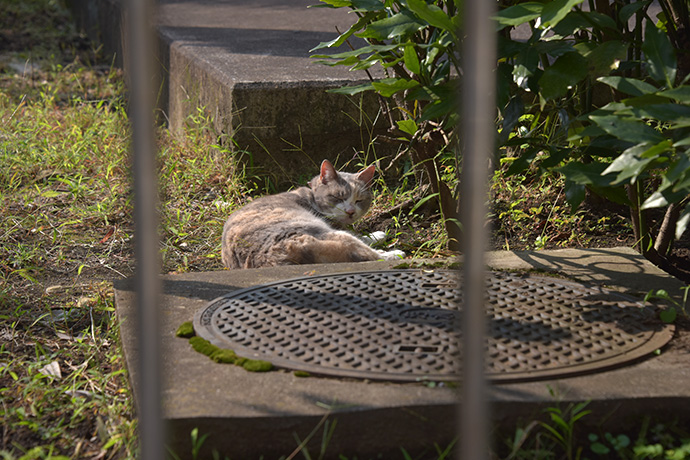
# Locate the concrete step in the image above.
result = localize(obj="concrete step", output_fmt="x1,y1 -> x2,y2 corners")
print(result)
69,0 -> 388,187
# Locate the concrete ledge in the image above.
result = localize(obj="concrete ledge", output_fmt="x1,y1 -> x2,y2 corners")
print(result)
70,0 -> 391,187
113,248 -> 689,458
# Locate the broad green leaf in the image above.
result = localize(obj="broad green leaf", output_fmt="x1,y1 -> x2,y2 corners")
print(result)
628,103 -> 690,125
661,152 -> 690,188
578,10 -> 619,34
676,205 -> 690,239
533,40 -> 575,58
564,179 -> 586,208
494,2 -> 543,30
660,307 -> 677,324
310,12 -> 378,51
658,86 -> 690,103
506,146 -> 539,176
327,83 -> 374,95
406,0 -> 456,34
420,97 -> 456,122
396,119 -> 418,136
589,115 -> 664,144
357,11 -> 425,40
602,141 -> 672,184
315,0 -> 352,7
619,1 -> 651,23
642,20 -> 677,87
538,52 -> 588,100
641,188 -> 688,209
371,78 -> 419,97
551,10 -> 592,36
403,45 -> 421,75
576,40 -> 628,77
557,161 -> 616,188
350,0 -> 387,11
597,76 -> 659,97
541,0 -> 585,29
312,43 -> 398,59
500,96 -> 524,142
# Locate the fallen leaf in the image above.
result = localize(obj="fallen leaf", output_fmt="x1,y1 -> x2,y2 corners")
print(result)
38,361 -> 62,379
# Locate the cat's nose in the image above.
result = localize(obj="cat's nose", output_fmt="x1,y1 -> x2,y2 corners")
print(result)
345,208 -> 355,217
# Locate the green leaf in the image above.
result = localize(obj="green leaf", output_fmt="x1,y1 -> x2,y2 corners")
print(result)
406,0 -> 456,34
312,43 -> 398,60
350,0 -> 387,11
628,103 -> 690,125
396,119 -> 418,136
579,10 -> 620,34
411,192 -> 440,213
564,179 -> 586,208
310,12 -> 378,51
589,115 -> 664,144
591,443 -> 611,455
404,45 -> 421,75
557,161 -> 614,187
658,86 -> 690,103
315,0 -> 352,7
420,97 -> 456,122
641,188 -> 689,209
541,0 -> 585,29
327,83 -> 374,95
597,76 -> 659,97
642,20 -> 677,88
538,52 -> 588,100
660,307 -> 677,324
371,78 -> 420,97
619,1 -> 651,23
494,2 -> 543,30
357,11 -> 425,40
602,143 -> 658,184
506,146 -> 539,176
577,40 -> 628,77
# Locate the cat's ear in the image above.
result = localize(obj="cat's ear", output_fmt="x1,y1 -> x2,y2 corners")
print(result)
356,164 -> 376,185
319,160 -> 338,184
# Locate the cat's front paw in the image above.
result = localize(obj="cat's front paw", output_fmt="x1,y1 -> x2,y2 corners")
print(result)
378,249 -> 405,260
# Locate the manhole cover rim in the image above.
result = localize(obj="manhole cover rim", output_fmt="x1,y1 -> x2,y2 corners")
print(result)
192,269 -> 674,383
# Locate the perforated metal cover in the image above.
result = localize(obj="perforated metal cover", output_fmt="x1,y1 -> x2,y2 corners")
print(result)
193,270 -> 674,382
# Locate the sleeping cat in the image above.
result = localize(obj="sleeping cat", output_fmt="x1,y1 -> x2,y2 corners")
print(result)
221,160 -> 404,269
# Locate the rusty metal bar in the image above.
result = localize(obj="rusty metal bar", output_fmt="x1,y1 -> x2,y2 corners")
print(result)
460,0 -> 496,458
126,0 -> 164,457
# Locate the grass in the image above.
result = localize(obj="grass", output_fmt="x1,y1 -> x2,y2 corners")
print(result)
0,1 -> 247,457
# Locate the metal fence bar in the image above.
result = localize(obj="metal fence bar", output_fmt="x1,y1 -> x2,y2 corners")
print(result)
126,0 -> 164,458
460,0 -> 496,459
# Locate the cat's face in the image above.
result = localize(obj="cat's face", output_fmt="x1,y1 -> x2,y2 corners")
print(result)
310,160 -> 375,226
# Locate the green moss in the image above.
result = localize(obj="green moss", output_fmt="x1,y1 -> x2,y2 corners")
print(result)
189,336 -> 217,357
176,321 -> 195,338
242,359 -> 273,372
210,349 -> 238,364
293,370 -> 311,378
187,336 -> 273,372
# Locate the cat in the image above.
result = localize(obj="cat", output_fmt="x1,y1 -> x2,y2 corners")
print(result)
221,159 -> 404,269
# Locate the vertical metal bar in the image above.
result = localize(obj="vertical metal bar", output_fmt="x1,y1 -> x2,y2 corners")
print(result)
126,0 -> 164,458
460,0 -> 496,459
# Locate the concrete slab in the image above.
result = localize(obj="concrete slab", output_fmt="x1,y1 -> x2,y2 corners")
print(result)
113,247 -> 690,459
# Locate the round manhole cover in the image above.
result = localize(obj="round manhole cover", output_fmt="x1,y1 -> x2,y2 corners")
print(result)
193,270 -> 674,382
